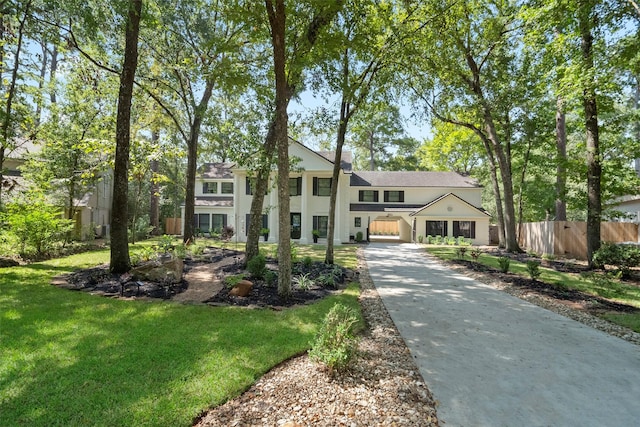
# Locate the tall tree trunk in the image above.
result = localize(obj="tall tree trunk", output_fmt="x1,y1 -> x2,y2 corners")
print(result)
110,0 -> 142,273
579,2 -> 601,267
555,96 -> 567,220
369,130 -> 375,171
0,0 -> 30,209
149,132 -> 160,235
245,120 -> 277,263
325,100 -> 349,264
182,80 -> 214,244
516,140 -> 532,239
266,0 -> 292,299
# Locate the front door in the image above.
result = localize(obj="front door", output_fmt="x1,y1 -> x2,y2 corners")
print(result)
291,213 -> 301,239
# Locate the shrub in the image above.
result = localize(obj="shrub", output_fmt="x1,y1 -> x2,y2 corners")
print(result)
498,256 -> 510,273
355,231 -> 363,242
224,274 -> 246,288
247,253 -> 267,279
592,242 -> 640,279
293,273 -> 314,290
220,225 -> 235,241
417,235 -> 424,244
470,247 -> 482,262
303,256 -> 313,268
308,303 -> 360,374
264,270 -> 277,287
526,260 -> 541,280
455,246 -> 467,259
2,198 -> 74,258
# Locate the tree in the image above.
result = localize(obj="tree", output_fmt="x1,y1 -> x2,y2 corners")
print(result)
417,122 -> 484,175
110,0 -> 142,273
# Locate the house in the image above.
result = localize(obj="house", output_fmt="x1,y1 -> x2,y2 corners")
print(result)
183,139 -> 490,245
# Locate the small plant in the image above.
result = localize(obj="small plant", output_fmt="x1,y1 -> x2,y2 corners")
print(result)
581,271 -> 625,298
434,235 -> 443,245
293,273 -> 315,290
220,225 -> 235,241
455,246 -> 467,259
355,231 -> 363,242
174,243 -> 187,259
135,246 -> 157,263
224,274 -> 246,288
290,242 -> 299,263
317,273 -> 335,288
247,253 -> 267,279
189,242 -> 206,256
303,256 -> 313,268
308,303 -> 361,374
526,260 -> 541,280
498,256 -> 510,273
417,235 -> 424,244
470,247 -> 482,262
312,229 -> 320,237
264,270 -> 277,287
260,228 -> 269,241
541,253 -> 555,261
158,234 -> 174,253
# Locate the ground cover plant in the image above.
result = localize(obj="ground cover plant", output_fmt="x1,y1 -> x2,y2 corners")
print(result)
426,246 -> 640,332
0,245 -> 360,426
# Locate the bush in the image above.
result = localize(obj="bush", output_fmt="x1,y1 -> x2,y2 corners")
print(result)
247,253 -> 267,279
302,256 -> 313,268
417,235 -> 424,244
2,197 -> 74,258
355,231 -> 363,242
264,269 -> 277,287
592,242 -> 640,279
498,256 -> 510,273
220,225 -> 235,241
308,303 -> 360,374
526,260 -> 541,280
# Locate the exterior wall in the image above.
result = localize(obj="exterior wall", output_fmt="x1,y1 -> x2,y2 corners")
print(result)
349,186 -> 482,208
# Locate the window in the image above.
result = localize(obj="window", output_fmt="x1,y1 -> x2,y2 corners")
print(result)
245,214 -> 268,236
426,220 -> 448,237
312,177 -> 332,196
384,190 -> 404,202
246,177 -> 268,195
221,182 -> 234,194
313,215 -> 329,238
212,214 -> 227,233
359,190 -> 379,202
354,217 -> 362,228
289,177 -> 302,196
453,221 -> 476,239
194,214 -> 210,233
203,182 -> 217,194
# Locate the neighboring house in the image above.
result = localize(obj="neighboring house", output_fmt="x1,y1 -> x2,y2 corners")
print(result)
610,159 -> 640,223
183,139 -> 491,245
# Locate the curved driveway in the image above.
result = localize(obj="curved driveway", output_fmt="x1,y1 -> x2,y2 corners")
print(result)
364,243 -> 640,427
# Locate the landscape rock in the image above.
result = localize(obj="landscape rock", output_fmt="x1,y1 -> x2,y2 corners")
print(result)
131,257 -> 183,284
0,257 -> 19,268
229,280 -> 253,297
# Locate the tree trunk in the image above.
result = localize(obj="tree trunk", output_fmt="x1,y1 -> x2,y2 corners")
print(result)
369,130 -> 375,171
0,0 -> 30,209
110,0 -> 142,274
182,79 -> 215,244
325,101 -> 349,264
149,142 -> 160,235
579,3 -> 601,267
266,0 -> 292,299
245,119 -> 277,264
555,96 -> 567,221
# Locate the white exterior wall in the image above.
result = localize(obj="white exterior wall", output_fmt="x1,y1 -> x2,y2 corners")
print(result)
349,186 -> 482,207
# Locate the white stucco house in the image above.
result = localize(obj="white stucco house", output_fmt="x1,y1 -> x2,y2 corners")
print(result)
182,139 -> 491,245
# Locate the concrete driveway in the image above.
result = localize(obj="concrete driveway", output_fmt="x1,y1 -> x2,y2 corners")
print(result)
364,243 -> 640,427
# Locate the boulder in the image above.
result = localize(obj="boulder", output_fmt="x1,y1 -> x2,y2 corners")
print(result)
131,257 -> 183,284
229,279 -> 253,297
0,257 -> 19,268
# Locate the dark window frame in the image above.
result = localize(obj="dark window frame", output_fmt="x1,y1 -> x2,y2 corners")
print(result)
312,215 -> 329,238
203,182 -> 217,194
384,190 -> 404,202
221,182 -> 234,194
312,177 -> 332,196
289,177 -> 302,196
354,217 -> 362,228
358,190 -> 379,202
453,220 -> 476,239
426,220 -> 448,237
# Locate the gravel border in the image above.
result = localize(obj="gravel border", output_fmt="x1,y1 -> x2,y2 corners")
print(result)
194,248 -> 439,426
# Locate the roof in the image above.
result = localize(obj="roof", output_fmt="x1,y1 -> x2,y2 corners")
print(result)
194,196 -> 234,207
198,163 -> 235,179
350,171 -> 480,188
410,193 -> 490,217
317,150 -> 353,173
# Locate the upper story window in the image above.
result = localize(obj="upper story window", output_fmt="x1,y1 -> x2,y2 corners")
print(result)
246,177 -> 268,196
221,182 -> 234,194
312,177 -> 332,196
384,190 -> 404,202
359,190 -> 379,202
289,177 -> 302,196
203,182 -> 217,194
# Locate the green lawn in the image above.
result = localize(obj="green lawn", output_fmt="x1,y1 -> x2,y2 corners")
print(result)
0,246 -> 360,426
426,246 -> 640,332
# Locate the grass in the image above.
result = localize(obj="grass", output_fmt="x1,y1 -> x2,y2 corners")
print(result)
426,246 -> 640,332
0,244 -> 360,426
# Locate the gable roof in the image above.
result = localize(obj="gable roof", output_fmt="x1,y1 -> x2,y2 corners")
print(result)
198,163 -> 234,179
317,150 -> 353,173
409,192 -> 490,217
350,171 -> 480,188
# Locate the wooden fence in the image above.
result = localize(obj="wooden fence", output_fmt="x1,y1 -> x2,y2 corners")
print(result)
369,220 -> 399,235
165,217 -> 182,235
518,221 -> 638,260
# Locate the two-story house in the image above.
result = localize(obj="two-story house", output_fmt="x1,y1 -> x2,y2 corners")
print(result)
184,139 -> 490,245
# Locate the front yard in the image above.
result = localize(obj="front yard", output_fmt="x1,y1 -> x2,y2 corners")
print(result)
0,245 -> 360,426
